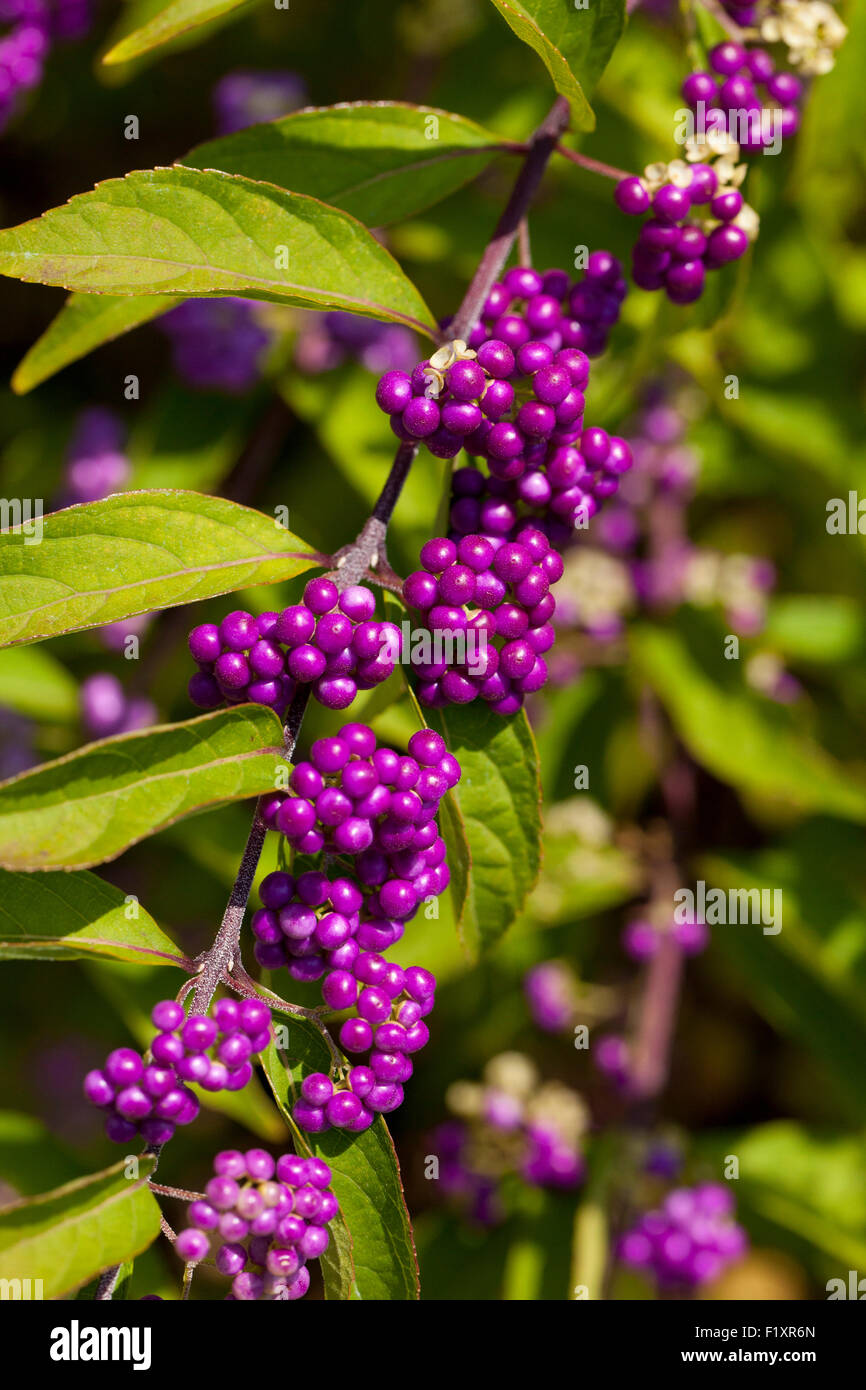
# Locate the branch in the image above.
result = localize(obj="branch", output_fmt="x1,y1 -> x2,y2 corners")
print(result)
190,95 -> 573,1021
450,96 -> 571,341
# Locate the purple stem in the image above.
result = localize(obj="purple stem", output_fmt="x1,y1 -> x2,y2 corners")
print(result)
556,143 -> 633,184
450,96 -> 571,341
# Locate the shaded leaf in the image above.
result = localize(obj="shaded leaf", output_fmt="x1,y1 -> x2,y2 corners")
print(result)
425,703 -> 542,955
0,1156 -> 160,1298
12,293 -> 175,395
184,102 -> 505,227
0,645 -> 78,721
0,867 -> 189,964
0,705 -> 285,871
0,1112 -> 86,1196
485,0 -> 626,131
103,0 -> 258,65
0,489 -> 315,647
0,168 -> 436,334
702,850 -> 866,1121
632,621 -> 866,822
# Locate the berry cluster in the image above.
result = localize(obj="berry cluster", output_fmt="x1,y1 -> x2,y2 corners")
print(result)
449,422 -> 633,549
174,1149 -> 338,1302
189,580 -> 399,716
83,1047 -> 199,1148
250,724 -> 453,1132
83,998 -> 272,1146
433,1052 -> 587,1224
403,528 -> 560,711
265,724 -> 458,910
293,965 -> 434,1134
61,408 -> 130,506
80,673 -> 155,741
524,960 -> 580,1033
0,0 -> 89,134
159,298 -> 271,393
212,68 -> 306,134
621,914 -> 709,963
294,309 -> 417,376
682,42 -> 802,152
619,1183 -> 748,1289
615,148 -> 758,303
464,259 -> 625,358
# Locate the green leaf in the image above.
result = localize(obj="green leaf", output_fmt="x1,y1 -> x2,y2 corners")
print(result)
701,1122 -> 866,1271
702,849 -> 866,1120
632,620 -> 866,823
183,103 -> 505,227
103,0 -> 257,65
524,798 -> 642,927
0,645 -> 78,721
425,703 -> 542,955
0,489 -> 316,647
763,595 -> 865,664
484,0 -> 627,131
261,1026 -> 419,1300
12,293 -> 175,395
0,867 -> 188,964
0,1156 -> 161,1298
0,168 -> 436,334
0,705 -> 285,871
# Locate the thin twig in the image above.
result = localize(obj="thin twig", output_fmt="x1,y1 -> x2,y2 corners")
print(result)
556,143 -> 633,184
149,1182 -> 206,1202
450,96 -> 571,341
518,217 -> 532,268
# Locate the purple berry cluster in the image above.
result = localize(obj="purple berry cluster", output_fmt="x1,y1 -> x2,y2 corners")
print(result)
83,1046 -> 200,1148
615,164 -> 752,303
80,673 -> 155,741
83,998 -> 272,1146
449,421 -> 633,547
433,1052 -> 586,1223
265,724 -> 457,907
250,723 -> 454,1132
465,259 -> 625,359
619,1183 -> 748,1289
159,298 -> 271,393
294,309 -> 417,376
212,68 -> 306,135
60,408 -> 130,506
189,579 -> 399,716
524,960 -> 580,1033
293,965 -> 435,1134
174,1148 -> 338,1302
682,43 -> 802,152
0,0 -> 89,134
403,528 -> 561,712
